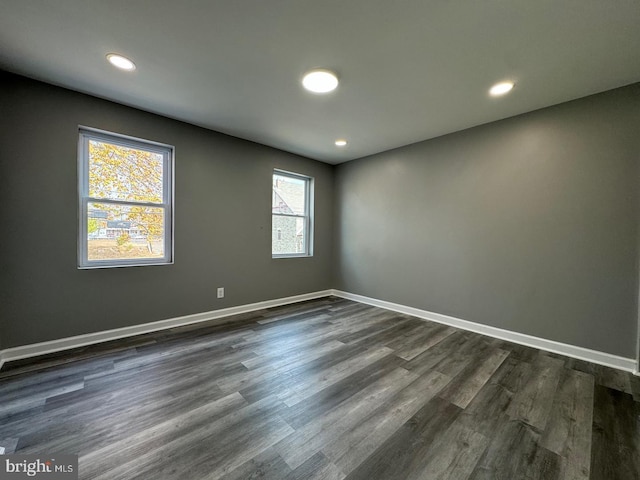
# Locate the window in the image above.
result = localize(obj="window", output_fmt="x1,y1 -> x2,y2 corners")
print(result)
78,128 -> 174,268
272,170 -> 313,257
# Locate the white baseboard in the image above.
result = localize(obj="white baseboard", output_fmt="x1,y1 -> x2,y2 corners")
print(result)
2,288 -> 637,375
330,290 -> 638,374
0,290 -> 332,367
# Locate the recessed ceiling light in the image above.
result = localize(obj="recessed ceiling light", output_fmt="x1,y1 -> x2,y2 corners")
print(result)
335,139 -> 348,147
302,69 -> 339,94
106,53 -> 136,71
489,81 -> 514,96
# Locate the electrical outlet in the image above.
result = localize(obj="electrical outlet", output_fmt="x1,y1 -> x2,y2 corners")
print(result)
217,287 -> 224,299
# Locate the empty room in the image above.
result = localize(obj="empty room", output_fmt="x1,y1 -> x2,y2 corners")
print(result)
1,1 -> 639,479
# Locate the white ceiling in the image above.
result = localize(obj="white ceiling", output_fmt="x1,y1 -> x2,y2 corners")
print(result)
1,1 -> 639,164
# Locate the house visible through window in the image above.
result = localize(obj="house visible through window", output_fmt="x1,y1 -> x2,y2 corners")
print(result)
272,170 -> 313,257
78,128 -> 174,268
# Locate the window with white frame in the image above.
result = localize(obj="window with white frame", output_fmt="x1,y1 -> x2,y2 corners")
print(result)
272,170 -> 313,257
78,128 -> 174,268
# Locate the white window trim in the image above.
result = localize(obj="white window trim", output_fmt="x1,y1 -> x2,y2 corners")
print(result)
78,127 -> 175,269
272,169 -> 314,258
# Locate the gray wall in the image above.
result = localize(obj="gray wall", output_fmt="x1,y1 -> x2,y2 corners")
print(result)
2,70 -> 638,359
334,84 -> 640,358
0,72 -> 333,349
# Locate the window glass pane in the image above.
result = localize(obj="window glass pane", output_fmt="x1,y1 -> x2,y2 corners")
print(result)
87,202 -> 165,261
272,173 -> 306,215
272,215 -> 305,255
89,140 -> 164,203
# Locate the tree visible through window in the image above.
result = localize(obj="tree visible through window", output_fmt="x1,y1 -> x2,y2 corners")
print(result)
78,128 -> 173,268
272,170 -> 313,257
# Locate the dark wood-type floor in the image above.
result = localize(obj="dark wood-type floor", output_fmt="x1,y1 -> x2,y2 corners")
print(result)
1,297 -> 639,479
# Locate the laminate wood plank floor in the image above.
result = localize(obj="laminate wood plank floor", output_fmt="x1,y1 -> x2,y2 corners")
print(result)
1,296 -> 639,479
